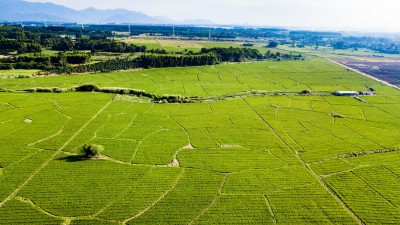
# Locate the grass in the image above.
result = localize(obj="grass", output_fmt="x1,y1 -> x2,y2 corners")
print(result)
122,38 -> 163,50
0,69 -> 39,78
158,40 -> 206,53
0,55 -> 399,224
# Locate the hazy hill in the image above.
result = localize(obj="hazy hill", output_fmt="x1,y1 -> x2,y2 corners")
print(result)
0,0 -> 213,25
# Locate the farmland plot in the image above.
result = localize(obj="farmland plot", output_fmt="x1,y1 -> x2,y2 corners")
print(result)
0,58 -> 391,97
0,58 -> 400,224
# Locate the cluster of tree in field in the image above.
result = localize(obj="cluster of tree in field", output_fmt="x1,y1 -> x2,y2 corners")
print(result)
264,50 -> 304,61
0,52 -> 91,70
200,47 -> 263,62
54,53 -> 218,74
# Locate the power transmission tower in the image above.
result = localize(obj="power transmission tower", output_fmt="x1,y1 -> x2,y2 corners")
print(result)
128,24 -> 131,35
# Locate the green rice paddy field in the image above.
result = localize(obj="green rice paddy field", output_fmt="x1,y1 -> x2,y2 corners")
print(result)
0,58 -> 400,224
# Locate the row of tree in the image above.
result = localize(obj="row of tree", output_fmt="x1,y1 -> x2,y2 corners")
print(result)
200,47 -> 303,62
52,37 -> 147,53
200,47 -> 263,62
1,52 -> 91,70
49,48 -> 302,74
54,53 -> 218,74
138,53 -> 218,69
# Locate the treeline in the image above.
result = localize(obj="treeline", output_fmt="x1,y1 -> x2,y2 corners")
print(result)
0,27 -> 146,54
53,53 -> 218,74
0,52 -> 91,70
0,40 -> 42,54
52,38 -> 147,53
200,47 -> 303,62
200,47 -> 263,62
139,53 -> 217,68
54,58 -> 139,74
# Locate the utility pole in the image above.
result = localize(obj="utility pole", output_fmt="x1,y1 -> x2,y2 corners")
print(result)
173,26 -> 175,37
128,24 -> 131,36
209,29 -> 211,40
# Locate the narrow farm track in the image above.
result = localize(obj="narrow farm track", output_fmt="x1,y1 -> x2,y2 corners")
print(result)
351,171 -> 399,209
16,196 -> 62,220
93,168 -> 155,218
113,114 -> 138,139
156,39 -> 167,52
16,195 -> 122,225
311,148 -> 400,166
169,114 -> 193,147
130,128 -> 168,162
122,169 -> 185,224
188,174 -> 229,225
27,114 -> 71,148
306,121 -> 364,152
0,100 -> 113,208
383,166 -> 400,180
264,194 -> 277,224
242,97 -> 365,225
320,165 -> 369,178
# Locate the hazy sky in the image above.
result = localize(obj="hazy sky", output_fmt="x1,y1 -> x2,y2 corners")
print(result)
27,0 -> 400,32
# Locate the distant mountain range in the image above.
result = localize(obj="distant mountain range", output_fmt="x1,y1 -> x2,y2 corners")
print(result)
0,0 -> 213,25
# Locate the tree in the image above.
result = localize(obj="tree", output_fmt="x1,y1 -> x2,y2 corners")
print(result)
58,52 -> 67,68
333,41 -> 345,50
267,41 -> 279,48
265,50 -> 271,59
82,144 -> 104,158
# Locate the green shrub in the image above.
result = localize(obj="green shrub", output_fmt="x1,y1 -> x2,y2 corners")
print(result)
82,144 -> 104,158
75,84 -> 100,92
